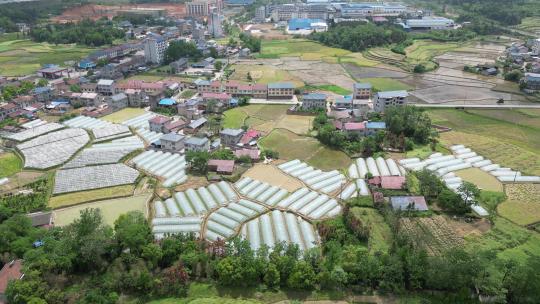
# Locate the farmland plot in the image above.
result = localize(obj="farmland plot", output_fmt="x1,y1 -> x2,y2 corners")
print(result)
4,122 -> 64,142
400,216 -> 465,255
53,163 -> 139,194
17,128 -> 89,169
122,112 -> 157,129
498,184 -> 540,226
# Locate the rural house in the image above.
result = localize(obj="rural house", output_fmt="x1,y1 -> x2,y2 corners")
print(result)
160,133 -> 185,152
301,93 -> 327,110
220,128 -> 245,146
185,136 -> 210,152
374,90 -> 408,113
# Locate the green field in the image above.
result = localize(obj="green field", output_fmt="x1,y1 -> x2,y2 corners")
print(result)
351,207 -> 393,253
258,39 -> 350,61
428,109 -> 540,175
0,37 -> 95,76
515,16 -> 540,34
405,40 -> 459,70
53,193 -> 150,226
222,107 -> 248,129
0,152 -> 23,178
358,77 -> 412,92
49,184 -> 136,209
101,108 -> 147,123
498,184 -> 540,226
259,129 -> 350,170
303,84 -> 352,95
228,64 -> 304,87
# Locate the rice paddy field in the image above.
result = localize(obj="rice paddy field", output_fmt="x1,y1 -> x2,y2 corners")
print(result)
357,77 -> 412,92
0,36 -> 94,76
350,207 -> 392,253
498,184 -> 540,226
405,40 -> 460,70
454,168 -> 503,192
0,152 -> 23,178
53,193 -> 150,226
101,108 -> 147,123
49,184 -> 136,209
258,39 -> 350,61
428,109 -> 540,175
514,16 -> 540,34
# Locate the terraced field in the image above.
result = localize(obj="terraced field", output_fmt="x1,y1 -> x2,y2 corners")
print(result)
498,184 -> 540,226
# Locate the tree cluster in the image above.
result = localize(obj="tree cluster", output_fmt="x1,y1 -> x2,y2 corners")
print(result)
309,23 -> 408,52
384,106 -> 436,149
1,81 -> 35,101
164,40 -> 202,64
30,19 -> 124,47
239,33 -> 261,52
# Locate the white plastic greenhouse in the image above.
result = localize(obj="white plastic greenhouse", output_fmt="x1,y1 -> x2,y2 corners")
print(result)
152,216 -> 202,239
275,188 -> 341,220
21,119 -> 46,129
135,128 -> 164,144
122,112 -> 156,129
5,122 -> 64,142
63,115 -> 113,130
132,150 -> 187,187
240,211 -> 320,251
234,177 -> 289,204
92,124 -> 132,142
205,199 -> 267,241
278,160 -> 346,194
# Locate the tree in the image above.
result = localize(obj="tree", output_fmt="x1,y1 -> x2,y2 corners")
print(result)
415,169 -> 444,199
287,261 -> 316,289
209,47 -> 218,59
113,211 -> 152,255
37,79 -> 48,87
264,263 -> 280,289
438,188 -> 470,214
413,64 -> 426,73
214,60 -> 223,71
504,69 -> 523,82
246,72 -> 252,82
458,182 -> 480,207
164,40 -> 202,64
186,151 -> 210,175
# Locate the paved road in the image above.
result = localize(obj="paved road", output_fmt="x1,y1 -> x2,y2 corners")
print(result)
410,103 -> 540,109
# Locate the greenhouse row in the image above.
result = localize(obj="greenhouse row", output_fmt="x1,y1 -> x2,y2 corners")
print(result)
92,124 -> 132,142
239,210 -> 320,252
154,181 -> 238,218
17,128 -> 90,169
205,199 -> 267,241
5,122 -> 64,142
21,119 -> 47,129
275,187 -> 341,220
135,127 -> 164,145
278,160 -> 347,194
53,163 -> 140,194
348,157 -> 406,179
338,179 -> 370,200
122,112 -> 156,129
90,135 -> 145,151
63,115 -> 113,130
131,150 -> 187,187
152,216 -> 202,239
234,177 -> 289,205
450,145 -> 540,183
63,145 -> 137,169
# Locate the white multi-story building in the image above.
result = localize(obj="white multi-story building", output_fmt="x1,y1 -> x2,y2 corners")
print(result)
374,90 -> 408,113
255,6 -> 266,22
209,9 -> 224,38
143,34 -> 167,64
532,39 -> 540,56
187,0 -> 223,17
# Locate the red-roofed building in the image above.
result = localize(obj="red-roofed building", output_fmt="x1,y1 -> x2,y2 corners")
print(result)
252,83 -> 267,98
202,92 -> 231,102
225,81 -> 240,95
369,176 -> 406,190
0,260 -> 23,303
239,129 -> 259,145
208,159 -> 235,175
163,119 -> 187,133
343,121 -> 366,135
115,80 -> 166,94
149,116 -> 172,133
209,81 -> 222,93
0,103 -> 18,121
234,148 -> 260,161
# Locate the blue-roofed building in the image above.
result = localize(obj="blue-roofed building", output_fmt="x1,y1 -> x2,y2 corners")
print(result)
287,18 -> 328,34
79,59 -> 96,69
302,93 -> 327,110
32,87 -> 53,102
225,0 -> 254,6
374,90 -> 408,113
267,82 -> 295,99
366,121 -> 386,135
524,72 -> 540,92
334,95 -> 353,109
159,98 -> 177,106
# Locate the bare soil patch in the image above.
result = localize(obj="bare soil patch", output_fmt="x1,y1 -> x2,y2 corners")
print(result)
243,164 -> 303,192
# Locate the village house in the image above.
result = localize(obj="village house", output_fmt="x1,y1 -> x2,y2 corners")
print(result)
267,82 -> 295,99
81,83 -> 97,93
125,89 -> 146,107
12,96 -> 33,109
108,93 -> 128,111
252,83 -> 268,98
97,79 -> 115,96
170,58 -> 189,74
365,121 -> 386,136
208,159 -> 235,175
238,129 -> 259,147
234,148 -> 260,161
194,79 -> 211,93
73,92 -> 100,107
523,72 -> 540,92
178,99 -> 203,120
220,128 -> 245,146
185,117 -> 207,134
149,116 -> 172,133
0,103 -> 17,121
185,136 -> 210,152
353,82 -> 372,99
32,86 -> 54,102
301,93 -> 327,110
373,90 -> 408,113
26,211 -> 53,227
369,176 -> 406,190
163,118 -> 187,133
160,133 -> 185,152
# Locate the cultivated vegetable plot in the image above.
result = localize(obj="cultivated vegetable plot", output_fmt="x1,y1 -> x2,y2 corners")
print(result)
338,179 -> 370,200
63,115 -> 113,130
131,150 -> 187,187
205,199 -> 267,241
278,160 -> 346,194
239,210 -> 320,251
17,128 -> 89,169
135,127 -> 163,144
234,177 -> 289,205
53,163 -> 139,194
399,216 -> 464,256
122,112 -> 157,129
63,137 -> 143,169
92,124 -> 132,142
5,122 -> 64,142
151,216 -> 202,239
154,181 -> 238,217
274,187 -> 342,220
348,157 -> 405,178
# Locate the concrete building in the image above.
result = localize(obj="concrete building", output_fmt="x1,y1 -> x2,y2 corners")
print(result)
523,72 -> 540,92
108,93 -> 128,111
209,8 -> 224,38
170,58 -> 189,73
267,82 -> 295,99
185,136 -> 210,152
160,133 -> 185,152
220,128 -> 244,146
301,93 -> 327,110
125,89 -> 145,107
187,0 -> 211,16
144,34 -> 167,64
149,116 -> 172,133
255,6 -> 266,22
208,159 -> 235,175
403,17 -> 455,31
97,79 -> 115,96
287,18 -> 328,35
353,82 -> 372,99
532,39 -> 540,56
374,90 -> 408,113
338,3 -> 406,18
